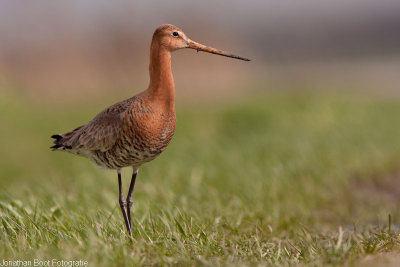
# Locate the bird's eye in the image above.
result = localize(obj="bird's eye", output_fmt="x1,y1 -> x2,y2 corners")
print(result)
172,31 -> 179,37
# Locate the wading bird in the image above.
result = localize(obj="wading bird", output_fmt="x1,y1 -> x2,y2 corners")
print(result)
51,24 -> 249,236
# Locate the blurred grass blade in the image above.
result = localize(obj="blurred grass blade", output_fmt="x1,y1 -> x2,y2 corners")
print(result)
0,200 -> 23,226
174,218 -> 186,237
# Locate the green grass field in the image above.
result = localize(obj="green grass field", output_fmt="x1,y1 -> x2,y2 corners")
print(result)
1,89 -> 400,266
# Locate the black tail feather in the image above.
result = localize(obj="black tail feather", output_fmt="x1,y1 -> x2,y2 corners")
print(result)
51,134 -> 63,141
50,134 -> 64,150
51,132 -> 75,150
50,144 -> 63,149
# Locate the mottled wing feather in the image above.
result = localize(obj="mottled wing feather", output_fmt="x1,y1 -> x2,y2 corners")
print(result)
76,113 -> 124,151
63,97 -> 133,152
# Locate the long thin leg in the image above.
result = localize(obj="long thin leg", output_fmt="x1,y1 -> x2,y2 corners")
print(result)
118,170 -> 132,235
126,170 -> 138,233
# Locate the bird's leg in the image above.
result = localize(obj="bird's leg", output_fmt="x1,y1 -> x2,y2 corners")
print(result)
126,170 -> 138,232
118,170 -> 132,236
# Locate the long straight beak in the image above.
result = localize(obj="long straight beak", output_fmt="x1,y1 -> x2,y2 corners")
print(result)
187,39 -> 250,61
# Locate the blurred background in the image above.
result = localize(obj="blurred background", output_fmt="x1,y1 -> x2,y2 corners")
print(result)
1,0 -> 400,104
1,1 -> 400,263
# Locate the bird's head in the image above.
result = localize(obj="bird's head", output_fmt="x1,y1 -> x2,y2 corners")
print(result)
152,24 -> 250,61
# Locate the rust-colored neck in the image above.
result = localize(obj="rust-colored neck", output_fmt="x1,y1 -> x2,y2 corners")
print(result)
146,39 -> 175,111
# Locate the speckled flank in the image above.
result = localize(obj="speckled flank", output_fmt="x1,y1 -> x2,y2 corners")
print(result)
91,96 -> 176,169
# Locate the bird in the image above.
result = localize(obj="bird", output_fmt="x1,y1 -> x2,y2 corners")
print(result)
50,24 -> 250,236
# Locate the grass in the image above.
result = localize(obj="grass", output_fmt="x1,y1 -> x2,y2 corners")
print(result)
1,89 -> 400,266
